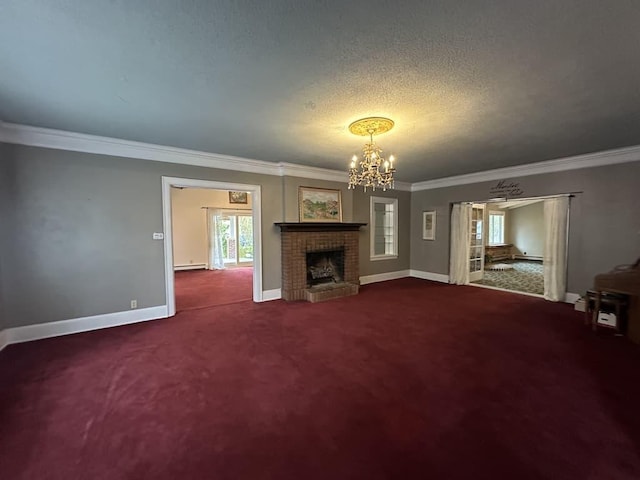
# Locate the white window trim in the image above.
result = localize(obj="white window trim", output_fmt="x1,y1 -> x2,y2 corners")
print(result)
488,211 -> 505,246
370,196 -> 399,261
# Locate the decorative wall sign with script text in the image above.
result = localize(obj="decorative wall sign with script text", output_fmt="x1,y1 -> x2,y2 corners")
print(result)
489,180 -> 524,198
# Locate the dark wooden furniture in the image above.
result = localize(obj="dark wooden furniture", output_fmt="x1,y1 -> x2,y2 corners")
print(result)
591,259 -> 640,343
585,290 -> 629,334
485,244 -> 513,262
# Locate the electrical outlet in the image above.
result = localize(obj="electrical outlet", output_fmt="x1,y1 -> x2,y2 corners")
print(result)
131,300 -> 138,309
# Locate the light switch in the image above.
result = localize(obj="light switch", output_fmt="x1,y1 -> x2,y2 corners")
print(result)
153,232 -> 164,240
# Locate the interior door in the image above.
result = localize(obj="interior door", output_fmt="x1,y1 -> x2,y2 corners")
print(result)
469,204 -> 485,282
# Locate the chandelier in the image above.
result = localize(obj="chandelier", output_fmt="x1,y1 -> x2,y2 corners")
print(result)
347,117 -> 396,191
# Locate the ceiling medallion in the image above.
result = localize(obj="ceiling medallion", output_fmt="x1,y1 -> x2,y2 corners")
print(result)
347,117 -> 396,191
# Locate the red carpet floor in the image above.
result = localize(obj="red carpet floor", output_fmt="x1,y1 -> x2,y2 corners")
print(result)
175,267 -> 253,310
1,278 -> 640,479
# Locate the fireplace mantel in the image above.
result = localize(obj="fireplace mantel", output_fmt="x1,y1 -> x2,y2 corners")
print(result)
275,222 -> 366,232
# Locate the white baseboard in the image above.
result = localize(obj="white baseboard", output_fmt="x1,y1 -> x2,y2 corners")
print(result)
409,270 -> 450,283
359,270 -> 410,285
174,264 -> 207,271
467,284 -> 580,304
261,288 -> 281,301
468,282 -> 545,298
564,292 -> 581,304
1,305 -> 169,348
513,255 -> 543,261
0,288 -> 586,353
0,329 -> 9,353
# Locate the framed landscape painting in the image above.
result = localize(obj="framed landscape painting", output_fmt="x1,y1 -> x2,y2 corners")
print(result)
299,187 -> 343,222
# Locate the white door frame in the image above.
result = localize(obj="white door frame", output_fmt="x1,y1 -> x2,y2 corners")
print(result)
162,176 -> 263,317
469,203 -> 485,283
461,194 -> 572,300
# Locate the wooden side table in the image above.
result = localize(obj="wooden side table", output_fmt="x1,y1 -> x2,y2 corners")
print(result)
585,290 -> 629,335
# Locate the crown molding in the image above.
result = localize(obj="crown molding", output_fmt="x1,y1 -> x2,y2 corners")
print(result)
278,162 -> 347,183
0,122 -> 355,183
5,122 -> 635,192
411,145 -> 640,191
0,122 -> 414,190
0,122 -> 284,176
393,180 -> 412,192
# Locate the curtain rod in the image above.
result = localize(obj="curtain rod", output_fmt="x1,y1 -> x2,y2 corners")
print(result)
458,191 -> 582,204
200,206 -> 253,210
485,192 -> 581,202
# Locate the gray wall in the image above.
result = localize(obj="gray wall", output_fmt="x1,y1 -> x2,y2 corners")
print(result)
0,143 -> 10,330
353,188 -> 411,276
2,144 -> 284,328
282,176 -> 353,223
1,144 -> 408,330
411,161 -> 640,295
3,140 -> 638,331
508,202 -> 544,257
283,176 -> 411,276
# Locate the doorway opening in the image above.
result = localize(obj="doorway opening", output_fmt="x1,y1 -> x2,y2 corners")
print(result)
450,196 -> 570,301
471,200 -> 545,295
162,177 -> 263,317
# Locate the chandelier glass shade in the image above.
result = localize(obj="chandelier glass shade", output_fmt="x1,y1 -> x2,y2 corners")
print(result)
347,117 -> 396,191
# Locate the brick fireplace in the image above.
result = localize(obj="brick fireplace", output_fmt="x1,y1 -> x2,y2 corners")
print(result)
275,223 -> 366,302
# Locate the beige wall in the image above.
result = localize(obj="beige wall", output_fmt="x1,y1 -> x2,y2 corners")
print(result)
171,188 -> 253,268
508,202 -> 544,257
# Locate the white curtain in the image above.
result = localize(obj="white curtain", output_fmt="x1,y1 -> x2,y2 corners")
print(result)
206,209 -> 226,270
543,197 -> 569,301
449,203 -> 472,285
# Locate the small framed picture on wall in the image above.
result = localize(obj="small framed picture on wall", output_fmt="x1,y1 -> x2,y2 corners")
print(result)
229,191 -> 248,204
423,211 -> 436,240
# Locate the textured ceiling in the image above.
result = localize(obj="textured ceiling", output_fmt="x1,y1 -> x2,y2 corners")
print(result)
1,0 -> 640,182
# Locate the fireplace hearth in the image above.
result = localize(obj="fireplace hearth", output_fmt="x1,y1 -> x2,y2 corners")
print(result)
275,222 -> 366,302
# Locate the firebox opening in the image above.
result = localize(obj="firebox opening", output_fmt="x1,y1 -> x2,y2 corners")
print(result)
306,249 -> 345,287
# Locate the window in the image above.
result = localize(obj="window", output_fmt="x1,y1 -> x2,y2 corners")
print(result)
488,211 -> 505,245
370,196 -> 398,260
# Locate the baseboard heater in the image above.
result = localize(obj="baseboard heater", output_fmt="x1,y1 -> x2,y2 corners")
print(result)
514,255 -> 543,261
174,264 -> 207,271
